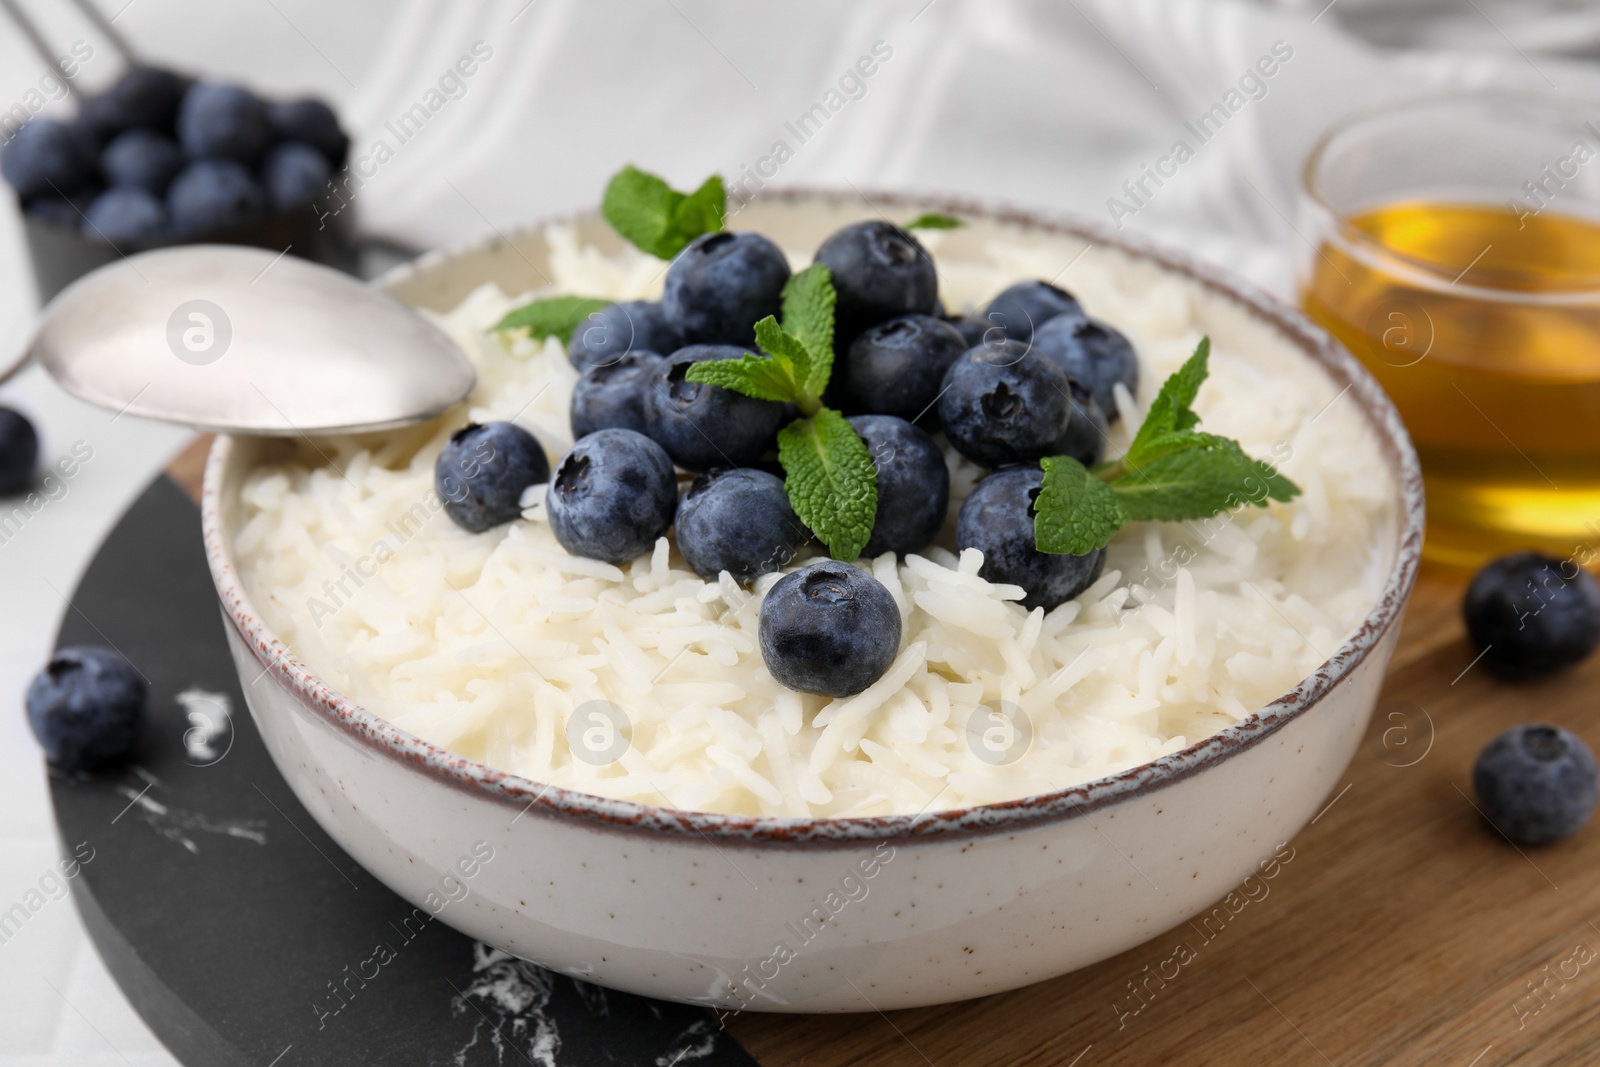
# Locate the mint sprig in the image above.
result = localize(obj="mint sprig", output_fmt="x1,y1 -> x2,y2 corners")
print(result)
684,264 -> 879,561
1033,337 -> 1300,555
905,212 -> 963,231
490,296 -> 612,342
601,165 -> 726,259
778,409 -> 878,562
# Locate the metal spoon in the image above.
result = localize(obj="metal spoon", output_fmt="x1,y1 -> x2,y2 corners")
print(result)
28,245 -> 476,435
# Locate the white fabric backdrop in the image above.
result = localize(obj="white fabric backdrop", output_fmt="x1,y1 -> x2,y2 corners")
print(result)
0,1 -> 1596,1061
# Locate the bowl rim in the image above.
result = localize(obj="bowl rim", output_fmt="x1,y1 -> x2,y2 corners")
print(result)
201,187 -> 1424,847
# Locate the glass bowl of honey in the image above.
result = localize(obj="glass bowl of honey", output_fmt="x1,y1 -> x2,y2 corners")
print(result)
1298,91 -> 1600,569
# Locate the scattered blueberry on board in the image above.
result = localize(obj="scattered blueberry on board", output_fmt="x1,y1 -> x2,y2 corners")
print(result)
1474,724 -> 1597,845
2,66 -> 348,241
758,562 -> 903,697
676,468 -> 804,583
436,422 -> 551,533
1463,552 -> 1600,680
546,429 -> 678,565
0,406 -> 40,494
26,646 -> 147,771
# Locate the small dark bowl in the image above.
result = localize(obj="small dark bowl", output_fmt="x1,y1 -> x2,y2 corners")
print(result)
21,192 -> 361,305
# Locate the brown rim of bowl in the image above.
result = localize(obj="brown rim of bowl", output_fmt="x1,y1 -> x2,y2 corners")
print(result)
202,187 -> 1424,848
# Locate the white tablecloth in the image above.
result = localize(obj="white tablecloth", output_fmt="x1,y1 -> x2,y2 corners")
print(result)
1,1 -> 1595,1061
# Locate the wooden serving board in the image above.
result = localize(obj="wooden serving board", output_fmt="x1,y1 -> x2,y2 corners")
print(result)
165,437 -> 1600,1066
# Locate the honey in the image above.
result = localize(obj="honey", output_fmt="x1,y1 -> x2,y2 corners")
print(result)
1301,200 -> 1600,568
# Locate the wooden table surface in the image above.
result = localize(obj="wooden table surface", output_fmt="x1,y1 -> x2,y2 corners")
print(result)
170,437 -> 1599,1067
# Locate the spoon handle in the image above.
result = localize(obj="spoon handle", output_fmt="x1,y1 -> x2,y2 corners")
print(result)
0,0 -> 70,89
66,0 -> 138,66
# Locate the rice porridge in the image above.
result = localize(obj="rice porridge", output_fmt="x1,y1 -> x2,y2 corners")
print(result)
233,223 -> 1395,819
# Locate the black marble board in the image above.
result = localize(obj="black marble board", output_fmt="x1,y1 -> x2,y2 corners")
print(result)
45,474 -> 761,1067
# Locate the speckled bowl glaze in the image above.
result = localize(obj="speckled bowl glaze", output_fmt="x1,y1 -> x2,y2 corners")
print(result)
203,191 -> 1423,1012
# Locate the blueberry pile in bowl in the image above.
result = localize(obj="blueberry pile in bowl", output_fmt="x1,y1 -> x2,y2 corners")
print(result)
2,66 -> 356,300
228,170 -> 1397,820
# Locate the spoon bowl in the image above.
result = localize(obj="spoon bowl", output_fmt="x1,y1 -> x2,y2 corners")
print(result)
29,245 -> 476,435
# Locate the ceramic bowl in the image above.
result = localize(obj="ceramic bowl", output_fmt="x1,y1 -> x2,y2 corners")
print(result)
202,191 -> 1423,1012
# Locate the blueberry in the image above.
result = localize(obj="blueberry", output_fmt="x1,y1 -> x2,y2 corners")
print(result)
840,315 -> 967,425
663,232 -> 790,345
957,466 -> 1105,612
676,468 -> 804,582
166,159 -> 266,233
980,280 -> 1082,344
99,129 -> 184,195
643,345 -> 787,471
73,95 -> 125,148
567,300 -> 681,371
814,220 -> 938,341
546,428 -> 677,564
571,350 -> 665,438
1050,377 -> 1109,468
261,142 -> 332,211
265,98 -> 349,165
436,421 -> 551,533
759,562 -> 902,697
949,314 -> 991,349
1031,314 -> 1139,421
25,646 -> 146,771
1464,552 -> 1600,679
23,185 -> 99,227
176,83 -> 271,162
93,67 -> 190,134
83,187 -> 167,242
0,406 -> 39,493
848,414 -> 949,558
1474,724 -> 1597,845
938,340 -> 1073,468
1,119 -> 92,199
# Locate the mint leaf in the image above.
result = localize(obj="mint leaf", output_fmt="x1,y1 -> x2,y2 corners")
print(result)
780,264 -> 835,396
1034,456 -> 1127,554
1125,337 -> 1208,465
601,165 -> 725,260
1189,433 -> 1300,504
1033,334 -> 1301,555
674,175 -> 726,243
1110,441 -> 1294,521
684,351 -> 802,403
753,316 -> 812,398
490,296 -> 612,342
905,212 -> 963,231
778,408 -> 878,561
